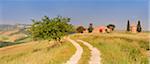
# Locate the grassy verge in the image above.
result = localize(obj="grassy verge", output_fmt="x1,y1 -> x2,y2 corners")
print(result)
0,40 -> 76,64
71,36 -> 91,64
71,33 -> 149,64
77,41 -> 91,64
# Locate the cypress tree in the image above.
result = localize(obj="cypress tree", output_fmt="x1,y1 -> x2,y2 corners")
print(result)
88,23 -> 94,33
127,20 -> 130,31
137,20 -> 142,32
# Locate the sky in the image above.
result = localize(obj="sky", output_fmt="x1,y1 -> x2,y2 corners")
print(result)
0,0 -> 149,30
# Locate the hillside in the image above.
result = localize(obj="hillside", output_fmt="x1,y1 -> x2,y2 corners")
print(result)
0,31 -> 149,64
0,39 -> 76,64
0,29 -> 29,48
71,32 -> 149,64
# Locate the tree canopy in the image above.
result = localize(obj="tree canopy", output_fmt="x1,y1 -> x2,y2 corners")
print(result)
107,24 -> 115,31
76,26 -> 85,33
88,23 -> 94,33
28,16 -> 74,41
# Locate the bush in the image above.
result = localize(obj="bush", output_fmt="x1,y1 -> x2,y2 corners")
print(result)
76,26 -> 85,33
107,24 -> 115,31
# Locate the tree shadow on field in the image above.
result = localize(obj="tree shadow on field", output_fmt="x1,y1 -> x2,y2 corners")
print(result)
0,41 -> 17,48
0,37 -> 29,48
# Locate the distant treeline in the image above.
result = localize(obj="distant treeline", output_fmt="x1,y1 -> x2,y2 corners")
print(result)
0,24 -> 17,31
0,24 -> 31,31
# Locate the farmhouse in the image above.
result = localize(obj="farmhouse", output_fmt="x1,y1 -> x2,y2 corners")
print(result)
93,26 -> 106,33
130,24 -> 137,33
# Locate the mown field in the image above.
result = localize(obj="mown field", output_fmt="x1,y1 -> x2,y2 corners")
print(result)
71,32 -> 150,64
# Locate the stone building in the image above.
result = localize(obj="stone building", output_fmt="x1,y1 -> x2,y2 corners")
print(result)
130,24 -> 137,33
93,26 -> 107,33
83,25 -> 114,33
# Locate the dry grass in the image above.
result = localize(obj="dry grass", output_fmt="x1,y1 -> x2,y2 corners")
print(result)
70,37 -> 91,64
0,40 -> 76,64
9,33 -> 27,42
71,32 -> 149,64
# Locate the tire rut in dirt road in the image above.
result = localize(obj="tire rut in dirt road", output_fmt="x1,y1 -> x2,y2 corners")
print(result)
65,38 -> 83,64
77,40 -> 101,64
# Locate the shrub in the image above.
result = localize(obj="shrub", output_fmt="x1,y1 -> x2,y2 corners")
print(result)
107,24 -> 115,31
76,26 -> 85,33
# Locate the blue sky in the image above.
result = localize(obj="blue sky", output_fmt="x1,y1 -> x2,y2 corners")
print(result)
0,0 -> 149,30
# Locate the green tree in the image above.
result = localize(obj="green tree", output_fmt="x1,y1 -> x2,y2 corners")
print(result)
107,24 -> 115,31
28,16 -> 73,42
88,23 -> 94,33
127,20 -> 130,31
76,26 -> 85,33
137,20 -> 142,32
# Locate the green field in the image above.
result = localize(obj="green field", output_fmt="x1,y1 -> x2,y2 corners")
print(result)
71,32 -> 149,64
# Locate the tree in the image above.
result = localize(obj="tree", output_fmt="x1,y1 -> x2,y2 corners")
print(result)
28,16 -> 73,42
127,20 -> 130,31
76,26 -> 85,33
88,23 -> 94,33
137,20 -> 142,32
107,24 -> 115,31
